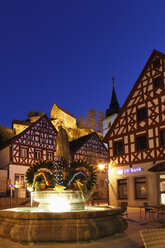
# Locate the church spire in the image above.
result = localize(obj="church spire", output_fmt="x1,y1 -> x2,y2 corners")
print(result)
106,76 -> 120,117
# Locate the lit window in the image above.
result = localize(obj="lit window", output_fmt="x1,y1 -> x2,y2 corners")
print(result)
35,136 -> 40,142
137,108 -> 147,121
135,177 -> 147,199
136,135 -> 147,151
35,151 -> 41,159
154,77 -> 163,88
118,179 -> 127,199
114,141 -> 123,155
20,148 -> 27,157
160,130 -> 165,146
15,174 -> 25,187
47,152 -> 53,160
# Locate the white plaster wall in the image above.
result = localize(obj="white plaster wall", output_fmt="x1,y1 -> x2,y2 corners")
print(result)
108,162 -> 158,207
103,114 -> 118,137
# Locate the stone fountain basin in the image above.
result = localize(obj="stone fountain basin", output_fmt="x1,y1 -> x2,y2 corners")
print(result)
0,207 -> 127,242
32,190 -> 85,211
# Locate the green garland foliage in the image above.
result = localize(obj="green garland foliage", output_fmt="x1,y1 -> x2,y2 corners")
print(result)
25,160 -> 54,187
68,159 -> 97,193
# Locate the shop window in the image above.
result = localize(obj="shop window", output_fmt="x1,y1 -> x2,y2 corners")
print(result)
135,177 -> 147,199
118,179 -> 127,199
47,152 -> 53,161
35,151 -> 41,159
20,148 -> 27,157
114,141 -> 123,155
137,108 -> 147,121
136,135 -> 147,151
154,77 -> 163,88
160,130 -> 165,146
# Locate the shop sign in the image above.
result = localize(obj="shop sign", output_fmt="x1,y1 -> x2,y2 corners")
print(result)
117,167 -> 142,175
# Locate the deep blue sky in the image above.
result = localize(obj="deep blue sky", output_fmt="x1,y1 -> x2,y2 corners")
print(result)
1,0 -> 165,128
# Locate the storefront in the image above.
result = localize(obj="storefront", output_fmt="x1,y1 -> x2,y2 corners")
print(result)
108,161 -> 165,207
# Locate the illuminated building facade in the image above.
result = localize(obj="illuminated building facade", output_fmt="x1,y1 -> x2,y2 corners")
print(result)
104,50 -> 165,207
0,115 -> 108,200
0,115 -> 57,195
70,132 -> 109,201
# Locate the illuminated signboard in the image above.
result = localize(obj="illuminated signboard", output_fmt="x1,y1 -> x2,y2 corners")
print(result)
117,167 -> 142,175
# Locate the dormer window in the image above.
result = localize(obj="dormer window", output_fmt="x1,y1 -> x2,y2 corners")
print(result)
154,77 -> 162,88
137,108 -> 147,121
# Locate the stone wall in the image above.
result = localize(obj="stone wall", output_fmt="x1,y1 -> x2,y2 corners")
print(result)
0,170 -> 7,193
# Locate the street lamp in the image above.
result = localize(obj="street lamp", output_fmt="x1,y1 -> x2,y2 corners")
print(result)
98,163 -> 110,206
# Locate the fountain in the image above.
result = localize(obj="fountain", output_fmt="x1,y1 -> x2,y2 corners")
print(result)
0,126 -> 127,242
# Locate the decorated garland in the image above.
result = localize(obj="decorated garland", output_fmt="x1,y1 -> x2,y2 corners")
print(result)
25,160 -> 54,187
33,171 -> 50,186
67,159 -> 97,193
25,158 -> 97,196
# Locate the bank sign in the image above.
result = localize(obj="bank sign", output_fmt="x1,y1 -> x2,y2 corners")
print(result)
117,167 -> 142,175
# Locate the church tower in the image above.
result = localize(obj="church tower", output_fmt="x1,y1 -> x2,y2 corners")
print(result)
103,77 -> 120,137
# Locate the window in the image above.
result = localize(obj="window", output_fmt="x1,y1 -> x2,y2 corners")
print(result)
153,59 -> 160,68
114,141 -> 123,155
118,179 -> 127,199
137,108 -> 147,121
48,139 -> 53,144
135,177 -> 147,199
160,130 -> 165,146
42,122 -> 47,128
34,136 -> 40,142
15,174 -> 25,187
96,184 -> 99,189
154,77 -> 162,88
20,148 -> 27,157
35,151 -> 41,159
136,135 -> 147,151
160,175 -> 165,205
47,152 -> 53,161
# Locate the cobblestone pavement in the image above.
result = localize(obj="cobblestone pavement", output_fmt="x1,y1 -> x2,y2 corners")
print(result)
0,207 -> 164,248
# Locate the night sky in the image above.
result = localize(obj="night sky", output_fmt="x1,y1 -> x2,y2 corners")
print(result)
1,0 -> 165,128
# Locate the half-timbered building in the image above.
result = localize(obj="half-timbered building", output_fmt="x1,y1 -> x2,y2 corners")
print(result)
104,50 -> 165,207
0,115 -> 57,194
70,132 -> 109,201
